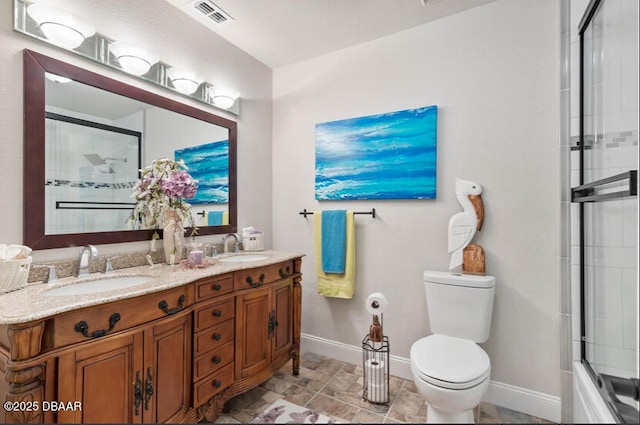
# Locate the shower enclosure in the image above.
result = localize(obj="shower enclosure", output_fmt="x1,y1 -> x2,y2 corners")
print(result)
571,0 -> 639,422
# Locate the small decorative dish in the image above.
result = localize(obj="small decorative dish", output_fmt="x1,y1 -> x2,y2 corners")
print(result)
180,257 -> 220,269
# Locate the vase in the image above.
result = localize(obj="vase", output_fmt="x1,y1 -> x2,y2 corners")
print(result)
163,209 -> 185,264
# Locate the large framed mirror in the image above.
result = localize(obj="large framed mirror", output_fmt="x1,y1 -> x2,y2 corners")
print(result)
24,49 -> 237,250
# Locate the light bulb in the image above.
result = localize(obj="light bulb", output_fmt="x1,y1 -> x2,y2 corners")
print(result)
167,68 -> 202,95
27,3 -> 95,49
110,42 -> 158,76
211,86 -> 238,109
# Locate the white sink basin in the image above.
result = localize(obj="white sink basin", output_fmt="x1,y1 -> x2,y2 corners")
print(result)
220,254 -> 270,263
44,275 -> 153,296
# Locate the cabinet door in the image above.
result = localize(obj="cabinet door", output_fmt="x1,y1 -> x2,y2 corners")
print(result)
271,279 -> 293,364
235,287 -> 270,379
57,332 -> 143,424
143,311 -> 191,424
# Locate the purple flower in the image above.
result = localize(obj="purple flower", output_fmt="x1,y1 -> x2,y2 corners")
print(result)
162,170 -> 197,199
128,158 -> 199,235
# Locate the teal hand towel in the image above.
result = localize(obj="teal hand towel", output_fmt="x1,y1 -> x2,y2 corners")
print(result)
321,210 -> 347,273
207,211 -> 223,226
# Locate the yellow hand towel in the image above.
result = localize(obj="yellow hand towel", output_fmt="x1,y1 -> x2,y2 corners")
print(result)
314,211 -> 356,299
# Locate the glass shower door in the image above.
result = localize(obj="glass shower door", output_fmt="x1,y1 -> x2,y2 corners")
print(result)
574,0 -> 639,423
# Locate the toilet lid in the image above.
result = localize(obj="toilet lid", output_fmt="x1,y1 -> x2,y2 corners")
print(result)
411,334 -> 490,390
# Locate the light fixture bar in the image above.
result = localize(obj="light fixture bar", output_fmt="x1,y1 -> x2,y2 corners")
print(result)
13,0 -> 239,115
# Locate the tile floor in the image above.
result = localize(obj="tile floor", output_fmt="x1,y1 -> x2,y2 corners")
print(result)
212,352 -> 554,424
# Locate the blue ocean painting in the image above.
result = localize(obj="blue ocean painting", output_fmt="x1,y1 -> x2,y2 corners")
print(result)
315,106 -> 437,200
175,140 -> 228,204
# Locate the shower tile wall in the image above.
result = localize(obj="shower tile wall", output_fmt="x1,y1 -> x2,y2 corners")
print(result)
569,0 -> 639,380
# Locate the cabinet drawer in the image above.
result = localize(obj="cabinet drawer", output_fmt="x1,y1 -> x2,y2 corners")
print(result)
233,260 -> 294,291
194,319 -> 234,357
195,274 -> 233,301
51,285 -> 193,348
194,341 -> 234,380
194,299 -> 234,331
194,363 -> 234,407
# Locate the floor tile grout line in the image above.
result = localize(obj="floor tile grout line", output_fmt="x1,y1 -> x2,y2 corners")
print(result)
302,363 -> 405,423
383,378 -> 408,422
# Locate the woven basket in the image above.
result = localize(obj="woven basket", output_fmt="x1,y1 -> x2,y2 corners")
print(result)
0,256 -> 32,294
242,233 -> 264,251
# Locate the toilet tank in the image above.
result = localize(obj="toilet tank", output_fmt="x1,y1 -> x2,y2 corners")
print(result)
423,271 -> 496,343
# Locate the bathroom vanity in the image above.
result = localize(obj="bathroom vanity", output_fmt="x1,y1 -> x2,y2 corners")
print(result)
0,251 -> 302,424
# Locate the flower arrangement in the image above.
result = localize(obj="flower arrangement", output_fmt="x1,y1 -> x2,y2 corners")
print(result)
128,158 -> 198,237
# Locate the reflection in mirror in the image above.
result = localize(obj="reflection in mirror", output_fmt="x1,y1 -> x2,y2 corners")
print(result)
24,49 -> 237,250
44,109 -> 141,235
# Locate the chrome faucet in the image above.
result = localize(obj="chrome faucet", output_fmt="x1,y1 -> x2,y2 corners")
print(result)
223,234 -> 240,253
77,245 -> 98,277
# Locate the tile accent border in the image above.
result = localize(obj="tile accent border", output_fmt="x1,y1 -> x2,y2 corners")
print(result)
301,333 -> 561,423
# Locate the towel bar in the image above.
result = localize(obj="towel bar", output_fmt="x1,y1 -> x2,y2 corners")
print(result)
299,208 -> 376,218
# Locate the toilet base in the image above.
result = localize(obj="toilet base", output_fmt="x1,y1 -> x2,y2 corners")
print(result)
426,405 -> 475,424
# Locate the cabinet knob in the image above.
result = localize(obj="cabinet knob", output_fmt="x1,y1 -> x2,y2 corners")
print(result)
213,284 -> 222,291
214,380 -> 222,388
213,333 -> 222,341
213,310 -> 222,317
212,356 -> 221,364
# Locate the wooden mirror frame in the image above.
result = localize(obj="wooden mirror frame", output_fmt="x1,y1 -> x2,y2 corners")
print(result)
23,49 -> 237,250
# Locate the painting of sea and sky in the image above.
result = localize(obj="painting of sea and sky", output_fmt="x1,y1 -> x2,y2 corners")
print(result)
315,105 -> 437,200
175,140 -> 228,204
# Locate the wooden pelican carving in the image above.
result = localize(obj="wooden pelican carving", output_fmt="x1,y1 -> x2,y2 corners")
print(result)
448,178 -> 484,271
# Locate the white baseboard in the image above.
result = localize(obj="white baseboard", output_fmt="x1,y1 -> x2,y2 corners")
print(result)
301,333 -> 561,423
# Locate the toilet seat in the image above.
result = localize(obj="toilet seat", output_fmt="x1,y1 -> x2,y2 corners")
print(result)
411,334 -> 490,390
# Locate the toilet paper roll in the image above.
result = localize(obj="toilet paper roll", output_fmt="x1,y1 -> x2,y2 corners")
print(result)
366,383 -> 388,403
365,359 -> 385,382
366,292 -> 389,315
365,359 -> 388,403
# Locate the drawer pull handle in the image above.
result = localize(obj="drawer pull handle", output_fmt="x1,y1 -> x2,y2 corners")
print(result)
246,273 -> 266,288
212,356 -> 221,364
268,310 -> 279,338
213,310 -> 222,317
213,284 -> 222,291
158,295 -> 186,315
144,367 -> 153,411
213,333 -> 222,341
74,313 -> 121,339
214,380 -> 222,388
279,266 -> 291,278
134,371 -> 143,415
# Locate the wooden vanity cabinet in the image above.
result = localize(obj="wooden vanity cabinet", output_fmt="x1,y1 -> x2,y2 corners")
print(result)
235,279 -> 293,380
1,256 -> 302,424
56,309 -> 191,424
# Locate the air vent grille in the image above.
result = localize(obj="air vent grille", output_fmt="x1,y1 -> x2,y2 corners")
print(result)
192,0 -> 233,24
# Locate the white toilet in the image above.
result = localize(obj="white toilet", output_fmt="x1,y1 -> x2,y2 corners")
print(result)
410,271 -> 496,424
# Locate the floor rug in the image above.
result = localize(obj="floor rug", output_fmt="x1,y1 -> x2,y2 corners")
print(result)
250,399 -> 338,424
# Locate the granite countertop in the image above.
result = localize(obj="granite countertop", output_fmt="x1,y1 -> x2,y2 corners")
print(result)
0,250 -> 304,325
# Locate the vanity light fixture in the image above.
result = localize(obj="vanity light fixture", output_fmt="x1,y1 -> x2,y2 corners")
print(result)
109,41 -> 159,76
167,68 -> 203,95
14,0 -> 240,115
26,3 -> 95,49
211,86 -> 239,110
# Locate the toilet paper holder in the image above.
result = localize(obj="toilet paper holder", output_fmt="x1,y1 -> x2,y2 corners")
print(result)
362,313 -> 390,405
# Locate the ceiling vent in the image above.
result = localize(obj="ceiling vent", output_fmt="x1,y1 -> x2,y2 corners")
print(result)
191,0 -> 234,24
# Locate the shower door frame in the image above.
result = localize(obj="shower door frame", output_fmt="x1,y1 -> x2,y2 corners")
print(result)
573,0 -> 639,423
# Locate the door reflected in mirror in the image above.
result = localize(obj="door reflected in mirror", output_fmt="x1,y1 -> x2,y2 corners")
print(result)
24,50 -> 237,249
